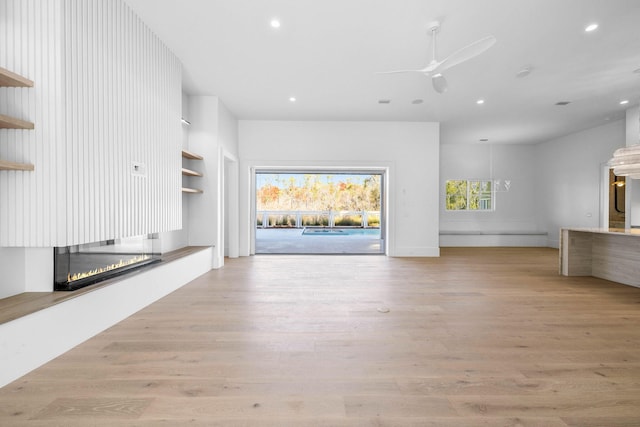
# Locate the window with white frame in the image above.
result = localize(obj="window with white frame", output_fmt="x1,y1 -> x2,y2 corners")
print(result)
445,180 -> 493,211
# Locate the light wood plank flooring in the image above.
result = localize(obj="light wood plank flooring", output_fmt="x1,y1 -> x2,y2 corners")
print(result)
1,247 -> 640,426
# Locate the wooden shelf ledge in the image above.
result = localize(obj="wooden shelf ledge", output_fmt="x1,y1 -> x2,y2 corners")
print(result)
182,187 -> 203,194
181,149 -> 203,160
0,159 -> 35,171
0,67 -> 33,87
182,167 -> 203,177
0,114 -> 34,129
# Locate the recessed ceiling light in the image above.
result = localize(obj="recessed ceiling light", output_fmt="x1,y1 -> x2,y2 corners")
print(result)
476,99 -> 485,105
620,100 -> 629,105
585,23 -> 598,32
411,99 -> 423,105
289,97 -> 296,102
555,101 -> 571,106
270,19 -> 281,28
378,99 -> 391,104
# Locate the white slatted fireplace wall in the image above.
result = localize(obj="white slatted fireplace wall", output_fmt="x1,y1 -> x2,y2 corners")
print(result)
0,0 -> 182,248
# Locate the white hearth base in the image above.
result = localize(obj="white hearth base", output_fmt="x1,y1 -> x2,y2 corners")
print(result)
0,247 -> 213,388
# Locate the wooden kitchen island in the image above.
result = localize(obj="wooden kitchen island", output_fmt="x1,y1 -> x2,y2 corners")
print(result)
560,227 -> 640,288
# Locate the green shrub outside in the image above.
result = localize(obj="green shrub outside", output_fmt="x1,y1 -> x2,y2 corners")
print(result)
266,214 -> 297,227
334,215 -> 362,227
302,215 -> 329,227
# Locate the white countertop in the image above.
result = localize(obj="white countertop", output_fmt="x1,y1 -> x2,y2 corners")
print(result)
563,227 -> 640,236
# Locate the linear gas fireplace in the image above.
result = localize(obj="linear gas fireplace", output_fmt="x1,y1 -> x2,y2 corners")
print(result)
54,235 -> 161,291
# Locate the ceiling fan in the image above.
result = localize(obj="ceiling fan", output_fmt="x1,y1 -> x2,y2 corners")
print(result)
377,21 -> 496,94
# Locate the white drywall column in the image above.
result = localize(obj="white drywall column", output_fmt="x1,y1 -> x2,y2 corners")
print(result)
626,105 -> 640,227
225,155 -> 240,258
187,96 -> 222,267
217,102 -> 240,260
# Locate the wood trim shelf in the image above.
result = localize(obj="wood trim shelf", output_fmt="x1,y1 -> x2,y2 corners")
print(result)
182,187 -> 203,194
181,149 -> 203,160
0,159 -> 35,171
0,67 -> 33,87
0,113 -> 34,130
182,167 -> 203,177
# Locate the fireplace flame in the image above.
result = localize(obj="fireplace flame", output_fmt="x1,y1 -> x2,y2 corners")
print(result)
67,254 -> 151,283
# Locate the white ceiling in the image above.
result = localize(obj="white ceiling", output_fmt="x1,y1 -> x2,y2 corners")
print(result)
124,0 -> 640,145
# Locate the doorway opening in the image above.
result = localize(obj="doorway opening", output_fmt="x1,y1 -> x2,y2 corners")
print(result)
609,169 -> 626,229
254,170 -> 385,254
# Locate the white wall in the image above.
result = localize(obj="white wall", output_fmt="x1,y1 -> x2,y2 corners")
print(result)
625,106 -> 640,227
219,103 -> 240,259
187,96 -> 219,251
535,120 -> 625,247
0,0 -> 182,247
440,143 -> 541,245
187,96 -> 239,267
238,120 -> 440,257
158,91 -> 191,253
0,248 -> 26,298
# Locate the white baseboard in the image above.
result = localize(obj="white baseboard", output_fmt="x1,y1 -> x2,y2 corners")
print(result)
0,247 -> 213,388
439,232 -> 548,247
391,246 -> 440,257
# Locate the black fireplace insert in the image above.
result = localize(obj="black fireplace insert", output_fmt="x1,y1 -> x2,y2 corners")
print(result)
54,235 -> 161,291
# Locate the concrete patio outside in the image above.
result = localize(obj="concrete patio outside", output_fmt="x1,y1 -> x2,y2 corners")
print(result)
255,228 -> 384,254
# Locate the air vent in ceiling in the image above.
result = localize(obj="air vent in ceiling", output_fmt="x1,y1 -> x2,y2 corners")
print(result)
555,101 -> 571,106
378,99 -> 391,104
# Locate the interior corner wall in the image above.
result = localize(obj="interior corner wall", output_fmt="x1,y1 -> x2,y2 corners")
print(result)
217,101 -> 240,259
535,120 -> 625,247
186,96 -> 239,267
238,120 -> 440,257
439,143 -> 540,246
158,91 -> 191,253
217,101 -> 239,160
625,106 -> 640,227
0,0 -> 182,247
186,96 -> 219,251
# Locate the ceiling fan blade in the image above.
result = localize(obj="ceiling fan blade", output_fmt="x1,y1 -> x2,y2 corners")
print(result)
438,35 -> 496,72
432,73 -> 448,93
376,69 -> 428,74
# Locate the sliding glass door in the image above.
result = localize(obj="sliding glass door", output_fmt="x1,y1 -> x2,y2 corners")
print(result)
254,171 -> 385,254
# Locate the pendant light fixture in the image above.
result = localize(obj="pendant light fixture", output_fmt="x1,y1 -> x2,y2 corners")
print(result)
609,144 -> 640,179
